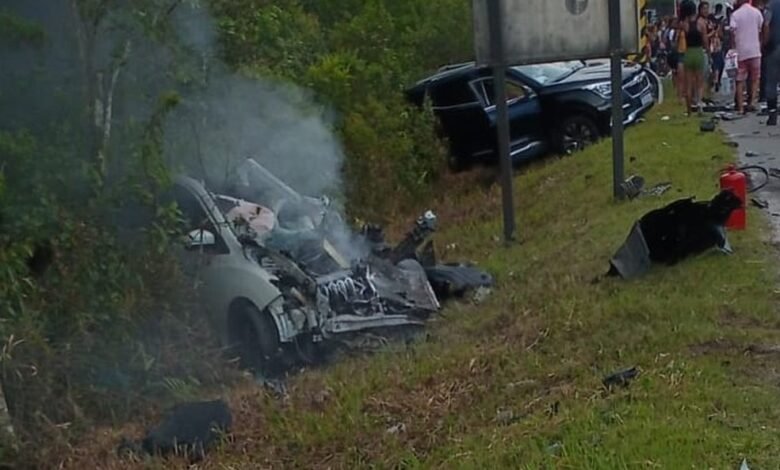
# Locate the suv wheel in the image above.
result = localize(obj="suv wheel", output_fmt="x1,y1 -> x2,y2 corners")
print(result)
229,302 -> 281,375
556,114 -> 600,154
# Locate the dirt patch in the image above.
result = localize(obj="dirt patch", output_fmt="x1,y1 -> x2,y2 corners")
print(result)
718,306 -> 766,330
689,338 -> 742,356
745,344 -> 780,356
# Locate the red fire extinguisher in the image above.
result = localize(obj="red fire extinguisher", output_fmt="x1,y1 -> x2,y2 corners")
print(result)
720,165 -> 746,230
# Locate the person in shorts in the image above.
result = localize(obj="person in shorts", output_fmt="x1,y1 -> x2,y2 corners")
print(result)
731,0 -> 765,113
682,1 -> 706,114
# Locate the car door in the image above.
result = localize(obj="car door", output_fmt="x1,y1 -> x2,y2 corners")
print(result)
470,77 -> 545,160
167,183 -> 232,290
428,79 -> 493,160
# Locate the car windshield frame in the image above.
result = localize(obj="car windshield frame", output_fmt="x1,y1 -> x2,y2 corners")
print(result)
511,61 -> 585,86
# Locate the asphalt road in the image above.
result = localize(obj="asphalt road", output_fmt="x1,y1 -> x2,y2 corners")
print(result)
721,110 -> 780,238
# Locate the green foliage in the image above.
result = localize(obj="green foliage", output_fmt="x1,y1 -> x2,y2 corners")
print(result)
0,10 -> 45,46
0,2 -> 233,463
216,1 -> 326,78
211,0 -> 472,220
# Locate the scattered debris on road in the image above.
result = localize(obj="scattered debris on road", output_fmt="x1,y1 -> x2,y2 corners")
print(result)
714,111 -> 741,121
751,198 -> 769,209
602,367 -> 639,389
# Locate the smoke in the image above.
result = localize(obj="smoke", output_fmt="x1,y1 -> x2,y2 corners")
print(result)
164,5 -> 345,201
2,0 -> 354,253
163,4 -> 365,261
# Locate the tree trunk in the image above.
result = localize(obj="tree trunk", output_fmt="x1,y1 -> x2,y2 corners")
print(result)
95,40 -> 132,184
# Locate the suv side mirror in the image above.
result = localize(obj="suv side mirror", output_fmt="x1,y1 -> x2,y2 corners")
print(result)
185,229 -> 216,250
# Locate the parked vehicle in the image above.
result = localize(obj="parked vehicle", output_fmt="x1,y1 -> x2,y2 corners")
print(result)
406,59 -> 656,170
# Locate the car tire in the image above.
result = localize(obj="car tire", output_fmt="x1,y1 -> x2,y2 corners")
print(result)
229,302 -> 281,375
555,114 -> 600,155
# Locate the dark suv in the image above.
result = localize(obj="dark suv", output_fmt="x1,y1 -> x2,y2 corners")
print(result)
406,60 -> 655,169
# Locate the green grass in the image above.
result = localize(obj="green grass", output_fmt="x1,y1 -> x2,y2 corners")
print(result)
71,97 -> 780,469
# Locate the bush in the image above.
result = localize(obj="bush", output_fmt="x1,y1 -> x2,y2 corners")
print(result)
211,0 -> 473,220
0,5 -> 236,463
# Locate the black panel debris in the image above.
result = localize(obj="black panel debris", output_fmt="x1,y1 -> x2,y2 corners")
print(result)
602,367 -> 639,389
424,263 -> 495,300
118,400 -> 232,461
607,191 -> 742,279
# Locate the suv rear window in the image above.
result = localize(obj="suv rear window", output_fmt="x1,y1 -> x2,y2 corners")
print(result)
430,81 -> 478,107
472,78 -> 529,107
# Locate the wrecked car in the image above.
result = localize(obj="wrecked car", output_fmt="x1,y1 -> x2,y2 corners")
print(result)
405,59 -> 656,170
168,159 -> 450,372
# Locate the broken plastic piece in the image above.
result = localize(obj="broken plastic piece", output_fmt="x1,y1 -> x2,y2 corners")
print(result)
700,120 -> 716,132
425,264 -> 495,300
751,198 -> 769,209
608,222 -> 652,279
620,175 -> 645,200
602,367 -> 639,389
643,182 -> 672,197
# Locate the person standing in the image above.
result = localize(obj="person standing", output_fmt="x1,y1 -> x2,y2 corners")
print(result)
765,0 -> 780,125
731,0 -> 765,114
698,2 -> 717,102
710,4 -> 727,92
757,0 -> 769,102
682,1 -> 707,114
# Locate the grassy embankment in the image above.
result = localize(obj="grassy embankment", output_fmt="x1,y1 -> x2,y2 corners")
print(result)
69,97 -> 780,469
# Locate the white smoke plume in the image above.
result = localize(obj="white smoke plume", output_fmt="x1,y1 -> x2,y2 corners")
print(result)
164,5 -> 345,200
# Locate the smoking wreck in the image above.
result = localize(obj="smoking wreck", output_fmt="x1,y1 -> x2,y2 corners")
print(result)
169,159 -> 492,373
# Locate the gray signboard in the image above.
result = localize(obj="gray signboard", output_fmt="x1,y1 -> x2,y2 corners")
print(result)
474,0 -> 640,66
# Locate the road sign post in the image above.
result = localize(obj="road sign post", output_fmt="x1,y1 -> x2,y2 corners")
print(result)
486,0 -> 516,243
609,0 -> 625,199
474,0 -> 641,213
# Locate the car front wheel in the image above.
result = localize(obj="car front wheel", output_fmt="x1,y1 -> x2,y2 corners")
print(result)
556,114 -> 600,155
228,301 -> 282,375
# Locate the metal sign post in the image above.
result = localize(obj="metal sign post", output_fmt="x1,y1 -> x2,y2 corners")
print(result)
486,0 -> 516,243
609,0 -> 625,199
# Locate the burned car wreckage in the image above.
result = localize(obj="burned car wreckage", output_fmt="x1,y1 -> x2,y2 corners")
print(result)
170,159 -> 491,372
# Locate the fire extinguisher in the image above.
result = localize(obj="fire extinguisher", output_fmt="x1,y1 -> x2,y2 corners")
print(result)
720,165 -> 746,230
